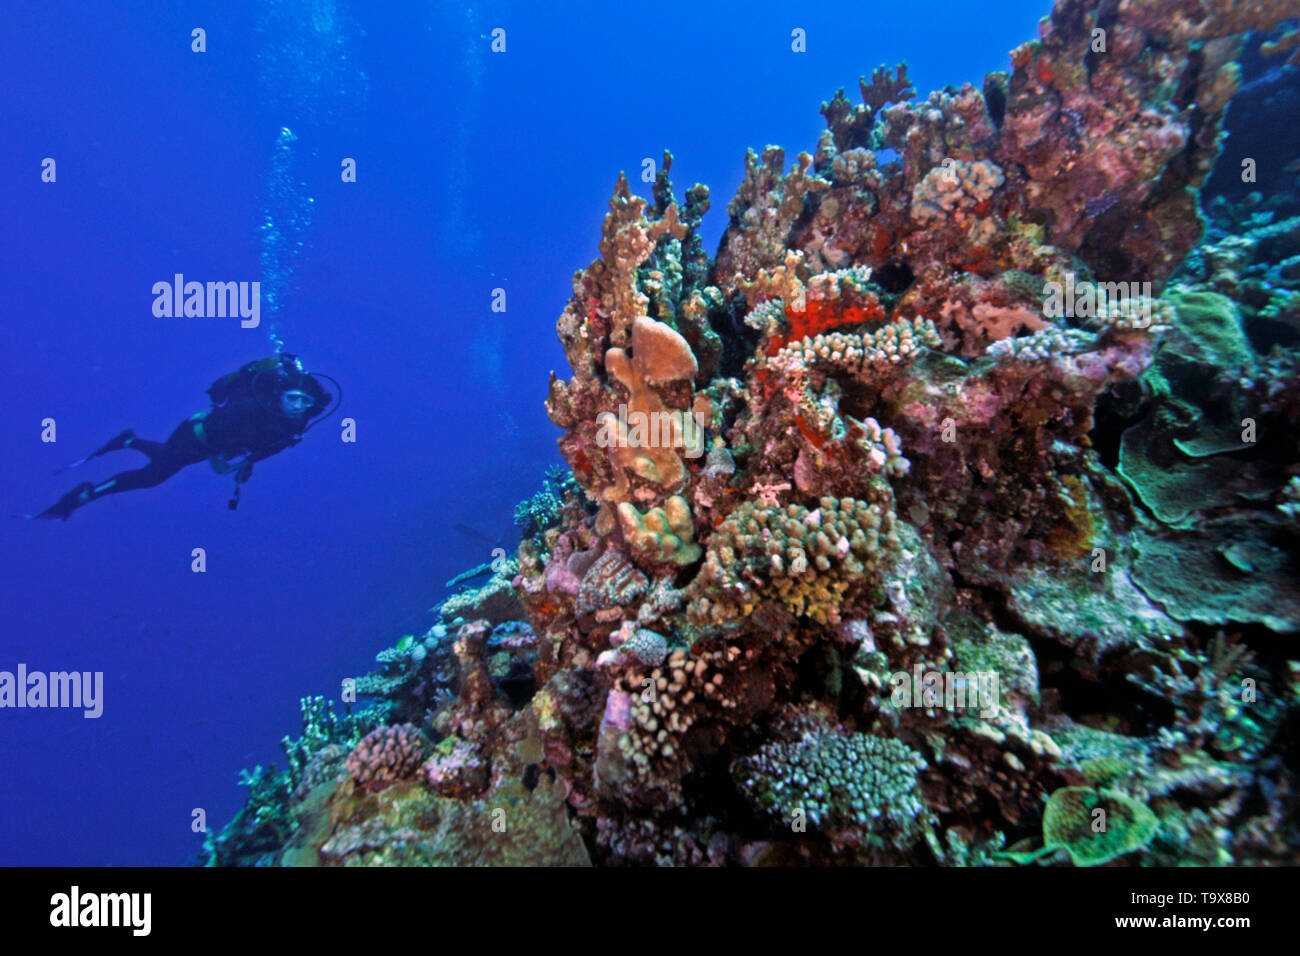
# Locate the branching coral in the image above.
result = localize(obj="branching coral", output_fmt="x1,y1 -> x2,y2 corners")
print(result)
689,496 -> 899,626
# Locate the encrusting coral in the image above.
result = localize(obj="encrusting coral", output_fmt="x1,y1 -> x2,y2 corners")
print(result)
210,2 -> 1300,867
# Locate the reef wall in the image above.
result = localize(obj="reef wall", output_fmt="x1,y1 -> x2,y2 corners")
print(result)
210,1 -> 1300,867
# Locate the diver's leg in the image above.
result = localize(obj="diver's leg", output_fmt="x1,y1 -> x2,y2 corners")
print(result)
95,420 -> 209,493
122,435 -> 165,458
87,459 -> 183,494
99,430 -> 171,459
90,418 -> 198,461
35,482 -> 98,520
89,429 -> 151,458
54,428 -> 152,474
37,419 -> 209,519
38,456 -> 189,519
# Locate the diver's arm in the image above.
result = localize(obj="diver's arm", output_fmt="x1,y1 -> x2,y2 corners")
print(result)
227,449 -> 268,510
237,433 -> 301,479
226,436 -> 298,509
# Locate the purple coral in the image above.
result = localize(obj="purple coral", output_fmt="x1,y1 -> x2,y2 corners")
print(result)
422,738 -> 490,799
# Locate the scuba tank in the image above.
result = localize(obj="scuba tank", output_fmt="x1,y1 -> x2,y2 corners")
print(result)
206,356 -> 282,406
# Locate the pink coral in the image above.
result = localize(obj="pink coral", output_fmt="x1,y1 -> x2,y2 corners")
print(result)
345,724 -> 429,794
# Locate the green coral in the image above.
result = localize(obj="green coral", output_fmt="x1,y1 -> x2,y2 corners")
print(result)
1132,514 -> 1300,632
201,764 -> 293,867
205,696 -> 382,866
949,622 -> 1039,713
1165,290 -> 1257,372
1117,290 -> 1272,526
514,465 -> 580,547
1078,758 -> 1134,788
281,695 -> 377,792
733,708 -> 928,856
1004,786 -> 1158,867
930,827 -> 1009,867
1046,787 -> 1157,866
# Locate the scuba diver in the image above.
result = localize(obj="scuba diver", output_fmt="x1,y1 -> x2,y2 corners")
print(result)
35,354 -> 337,520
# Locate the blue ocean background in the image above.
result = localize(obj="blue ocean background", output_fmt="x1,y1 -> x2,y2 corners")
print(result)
0,0 -> 1046,865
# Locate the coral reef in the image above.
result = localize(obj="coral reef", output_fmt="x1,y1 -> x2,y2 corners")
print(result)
213,2 -> 1300,867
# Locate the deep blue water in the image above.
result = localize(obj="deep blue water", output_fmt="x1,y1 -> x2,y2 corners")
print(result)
0,0 -> 1046,865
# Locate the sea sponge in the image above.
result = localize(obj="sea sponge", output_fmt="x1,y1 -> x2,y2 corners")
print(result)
601,316 -> 701,497
628,314 -> 698,385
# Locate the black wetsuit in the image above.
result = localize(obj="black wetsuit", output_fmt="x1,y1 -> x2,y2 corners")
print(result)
37,355 -> 330,519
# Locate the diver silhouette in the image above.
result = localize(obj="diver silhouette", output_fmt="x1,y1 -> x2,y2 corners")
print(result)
35,354 -> 337,520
